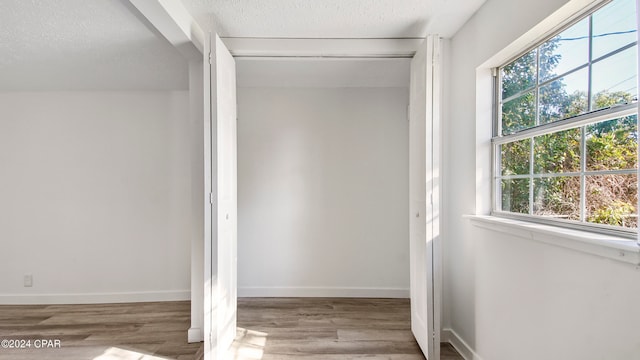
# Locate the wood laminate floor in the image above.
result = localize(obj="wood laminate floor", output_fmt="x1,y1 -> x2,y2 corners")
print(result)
232,298 -> 463,360
0,301 -> 201,360
0,298 -> 463,360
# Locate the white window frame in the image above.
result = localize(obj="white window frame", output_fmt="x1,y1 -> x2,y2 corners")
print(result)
491,0 -> 639,239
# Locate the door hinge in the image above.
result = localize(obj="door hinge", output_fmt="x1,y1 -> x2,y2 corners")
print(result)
208,52 -> 212,65
209,193 -> 215,205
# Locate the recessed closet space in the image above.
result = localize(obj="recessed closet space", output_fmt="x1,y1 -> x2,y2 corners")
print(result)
234,58 -> 411,296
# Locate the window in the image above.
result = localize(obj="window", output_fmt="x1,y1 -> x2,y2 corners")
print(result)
493,0 -> 638,237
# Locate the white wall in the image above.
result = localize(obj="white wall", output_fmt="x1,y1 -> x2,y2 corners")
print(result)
444,0 -> 640,359
236,87 -> 410,297
0,91 -> 192,304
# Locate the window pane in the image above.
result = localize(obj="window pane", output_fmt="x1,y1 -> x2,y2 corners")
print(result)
501,139 -> 531,175
533,128 -> 581,173
586,174 -> 638,228
591,47 -> 638,111
502,90 -> 536,135
592,0 -> 637,60
494,0 -> 640,233
586,115 -> 638,171
502,179 -> 530,214
539,68 -> 589,124
501,48 -> 537,99
533,176 -> 581,220
539,18 -> 589,82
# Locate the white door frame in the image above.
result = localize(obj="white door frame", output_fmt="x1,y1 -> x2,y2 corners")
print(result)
202,36 -> 443,359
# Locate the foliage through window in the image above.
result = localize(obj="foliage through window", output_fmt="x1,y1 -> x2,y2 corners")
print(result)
494,0 -> 639,234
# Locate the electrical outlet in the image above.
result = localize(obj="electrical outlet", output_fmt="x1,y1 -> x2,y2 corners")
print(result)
24,274 -> 33,287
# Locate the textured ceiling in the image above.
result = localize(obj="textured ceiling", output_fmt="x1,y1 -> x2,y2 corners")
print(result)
0,0 -> 188,91
181,0 -> 486,39
237,58 -> 410,88
0,0 -> 487,91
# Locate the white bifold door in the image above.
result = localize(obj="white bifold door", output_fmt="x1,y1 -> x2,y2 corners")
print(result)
204,32 -> 238,360
202,32 -> 441,360
409,35 -> 442,360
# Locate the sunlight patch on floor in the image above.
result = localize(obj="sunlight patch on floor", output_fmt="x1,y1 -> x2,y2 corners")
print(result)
227,327 -> 268,360
93,347 -> 169,360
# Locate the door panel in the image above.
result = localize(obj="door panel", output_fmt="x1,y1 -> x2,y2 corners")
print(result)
205,33 -> 237,360
409,35 -> 441,360
215,33 -> 237,355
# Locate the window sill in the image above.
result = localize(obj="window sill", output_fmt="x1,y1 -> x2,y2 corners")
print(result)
465,215 -> 640,265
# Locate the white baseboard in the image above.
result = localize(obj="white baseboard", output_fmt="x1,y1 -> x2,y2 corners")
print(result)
188,327 -> 204,343
238,286 -> 409,298
0,290 -> 190,305
442,328 -> 484,360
